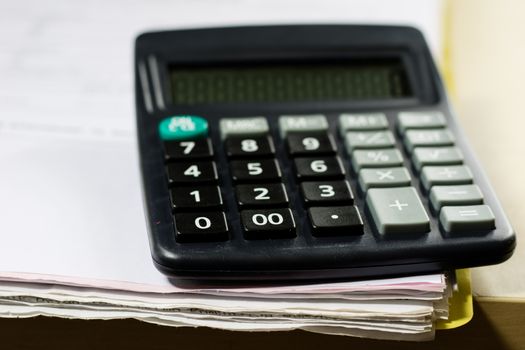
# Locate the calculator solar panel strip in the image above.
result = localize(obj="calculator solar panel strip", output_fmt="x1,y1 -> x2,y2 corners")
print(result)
135,25 -> 516,280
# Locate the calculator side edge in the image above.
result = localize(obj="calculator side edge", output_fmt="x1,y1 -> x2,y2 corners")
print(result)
135,38 -> 181,268
426,41 -> 517,262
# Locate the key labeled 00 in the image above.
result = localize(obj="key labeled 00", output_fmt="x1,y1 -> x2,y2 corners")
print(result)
240,208 -> 296,239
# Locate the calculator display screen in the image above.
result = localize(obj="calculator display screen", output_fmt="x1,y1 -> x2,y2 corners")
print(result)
169,59 -> 412,105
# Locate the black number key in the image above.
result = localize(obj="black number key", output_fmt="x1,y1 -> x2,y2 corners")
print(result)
230,159 -> 281,182
308,206 -> 364,236
170,186 -> 223,210
166,161 -> 218,185
240,208 -> 296,239
287,132 -> 336,156
225,135 -> 275,158
300,181 -> 354,205
174,212 -> 228,242
235,183 -> 289,208
164,138 -> 213,161
294,156 -> 345,180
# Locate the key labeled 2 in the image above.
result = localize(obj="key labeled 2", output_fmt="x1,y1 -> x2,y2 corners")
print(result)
241,208 -> 296,239
235,183 -> 289,208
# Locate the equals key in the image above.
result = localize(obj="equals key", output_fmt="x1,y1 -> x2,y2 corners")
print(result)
439,205 -> 496,233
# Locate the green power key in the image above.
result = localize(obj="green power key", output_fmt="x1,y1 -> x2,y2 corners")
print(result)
158,115 -> 208,141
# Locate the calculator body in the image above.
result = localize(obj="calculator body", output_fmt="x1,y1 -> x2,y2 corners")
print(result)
135,25 -> 515,280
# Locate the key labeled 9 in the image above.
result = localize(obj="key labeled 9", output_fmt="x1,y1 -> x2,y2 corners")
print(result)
286,132 -> 336,156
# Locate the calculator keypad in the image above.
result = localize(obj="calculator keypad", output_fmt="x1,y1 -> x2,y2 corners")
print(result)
159,110 -> 496,244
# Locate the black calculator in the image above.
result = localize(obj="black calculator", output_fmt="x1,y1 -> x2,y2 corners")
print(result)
135,25 -> 516,280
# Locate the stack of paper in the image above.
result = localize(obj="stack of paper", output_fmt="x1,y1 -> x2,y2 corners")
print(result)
0,0 -> 448,342
0,275 -> 450,341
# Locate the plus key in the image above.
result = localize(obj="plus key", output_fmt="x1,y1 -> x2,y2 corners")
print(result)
366,187 -> 430,234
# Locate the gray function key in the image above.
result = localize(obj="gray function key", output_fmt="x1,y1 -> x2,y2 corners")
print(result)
278,115 -> 328,138
338,113 -> 388,136
219,117 -> 269,140
440,205 -> 495,233
358,167 -> 412,192
351,149 -> 403,171
366,187 -> 430,235
345,131 -> 395,152
420,165 -> 473,191
404,129 -> 455,153
397,111 -> 446,134
429,184 -> 484,212
412,146 -> 464,171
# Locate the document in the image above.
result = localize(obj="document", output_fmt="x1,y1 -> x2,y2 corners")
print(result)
0,0 -> 446,341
